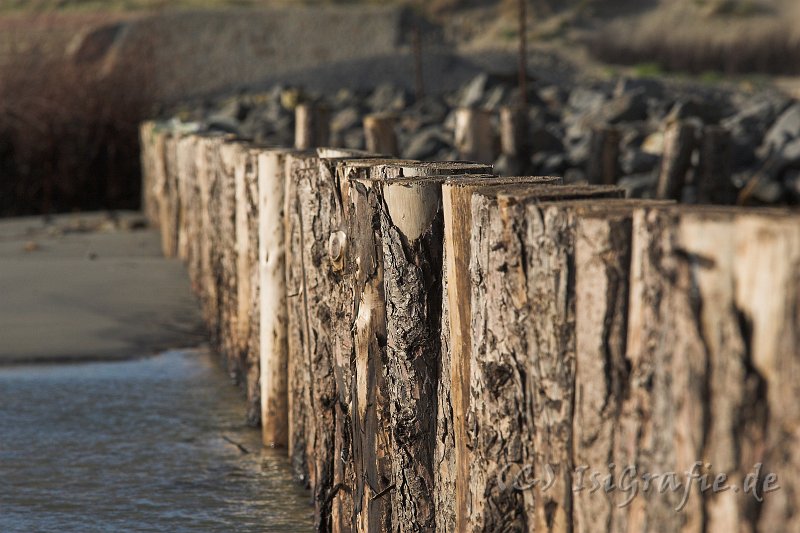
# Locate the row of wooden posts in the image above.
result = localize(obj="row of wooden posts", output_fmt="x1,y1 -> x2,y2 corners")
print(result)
140,115 -> 800,532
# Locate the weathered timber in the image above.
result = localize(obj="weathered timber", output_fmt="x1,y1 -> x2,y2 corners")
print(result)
622,206 -> 800,533
139,120 -> 161,226
234,144 -> 261,426
284,148 -> 377,531
160,131 -> 181,258
696,125 -> 735,204
218,141 -> 243,380
284,149 -> 317,486
334,157 -> 415,533
587,125 -> 621,185
296,103 -> 331,150
258,148 -> 293,448
196,132 -> 231,347
498,106 -> 528,174
454,108 -> 495,164
465,185 -> 626,532
353,160 -> 492,532
175,132 -> 194,263
364,114 -> 399,156
656,121 -> 695,200
438,175 -> 563,533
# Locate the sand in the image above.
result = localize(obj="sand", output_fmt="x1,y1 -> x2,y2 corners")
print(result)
0,211 -> 205,364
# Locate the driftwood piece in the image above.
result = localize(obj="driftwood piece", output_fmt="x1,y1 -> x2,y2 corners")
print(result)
437,175 -> 563,533
464,185 -> 626,532
656,121 -> 695,200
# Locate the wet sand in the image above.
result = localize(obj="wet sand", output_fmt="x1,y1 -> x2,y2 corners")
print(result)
0,212 -> 205,363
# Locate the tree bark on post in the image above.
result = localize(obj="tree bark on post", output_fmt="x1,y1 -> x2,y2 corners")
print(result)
258,148 -> 293,448
283,148 -> 379,531
621,207 -> 800,533
364,113 -> 399,156
454,108 -> 495,164
296,103 -> 331,150
332,157 -> 414,533
438,175 -> 562,533
655,121 -> 695,200
353,161 -> 491,532
464,186 -> 627,532
586,125 -> 621,185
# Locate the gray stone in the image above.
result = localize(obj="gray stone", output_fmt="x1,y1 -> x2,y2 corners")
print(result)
759,102 -> 800,158
403,127 -> 449,160
618,172 -> 658,198
460,73 -> 489,108
621,148 -> 659,175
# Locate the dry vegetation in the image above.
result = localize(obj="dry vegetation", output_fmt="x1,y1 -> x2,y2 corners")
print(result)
0,35 -> 153,215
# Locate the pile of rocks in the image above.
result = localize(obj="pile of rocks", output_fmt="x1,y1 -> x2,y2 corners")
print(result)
168,73 -> 800,205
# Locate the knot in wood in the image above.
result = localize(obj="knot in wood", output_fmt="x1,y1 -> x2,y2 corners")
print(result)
328,230 -> 347,271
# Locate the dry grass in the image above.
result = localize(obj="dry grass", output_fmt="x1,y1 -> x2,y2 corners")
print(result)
0,36 -> 154,216
586,2 -> 800,75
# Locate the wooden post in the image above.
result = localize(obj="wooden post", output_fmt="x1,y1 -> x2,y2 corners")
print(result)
499,106 -> 528,158
158,131 -> 180,258
587,125 -> 621,185
460,185 -> 629,532
655,121 -> 695,200
258,148 -> 293,448
283,148 -> 380,531
295,103 -> 331,150
437,175 -> 562,532
454,108 -> 495,164
218,141 -> 243,380
232,143 -> 261,426
139,120 -> 162,226
696,125 -> 735,204
347,161 -> 492,532
364,113 -> 399,156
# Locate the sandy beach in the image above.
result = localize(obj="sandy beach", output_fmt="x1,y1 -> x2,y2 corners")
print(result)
0,212 -> 204,364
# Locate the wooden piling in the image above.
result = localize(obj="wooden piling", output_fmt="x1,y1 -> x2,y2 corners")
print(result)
454,108 -> 495,164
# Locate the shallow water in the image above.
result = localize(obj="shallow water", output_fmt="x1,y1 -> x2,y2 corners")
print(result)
0,349 -> 313,532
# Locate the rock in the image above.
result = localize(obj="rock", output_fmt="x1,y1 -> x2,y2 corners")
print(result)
460,73 -> 489,108
783,170 -> 800,202
641,132 -> 665,155
368,83 -> 406,112
601,90 -> 649,124
563,167 -> 587,184
618,172 -> 658,198
751,178 -> 784,203
484,85 -> 507,110
343,129 -> 366,150
665,97 -> 724,124
758,102 -> 800,158
538,85 -> 568,110
532,151 -> 566,175
494,154 -> 524,176
403,127 -> 449,160
614,77 -> 664,100
530,127 -> 563,153
567,87 -> 607,114
621,148 -> 659,175
331,107 -> 361,133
